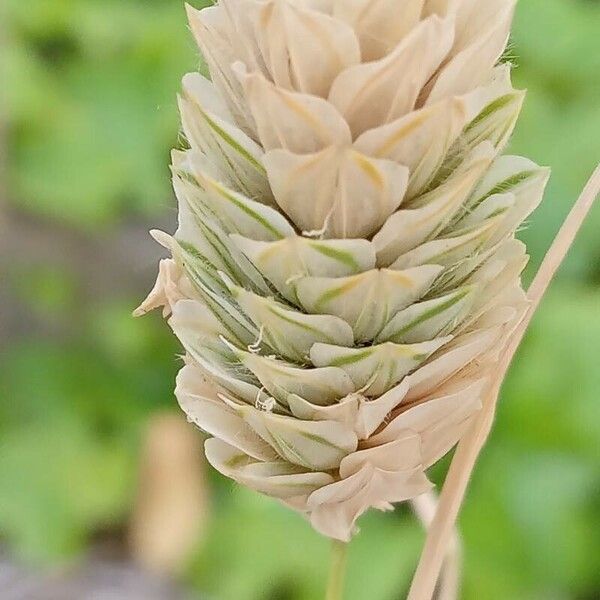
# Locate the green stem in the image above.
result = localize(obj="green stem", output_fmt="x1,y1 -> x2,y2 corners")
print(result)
326,540 -> 348,600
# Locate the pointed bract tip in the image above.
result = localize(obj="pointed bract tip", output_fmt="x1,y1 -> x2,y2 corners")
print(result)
150,229 -> 173,249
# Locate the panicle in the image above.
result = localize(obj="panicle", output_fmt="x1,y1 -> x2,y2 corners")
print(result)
137,0 -> 549,541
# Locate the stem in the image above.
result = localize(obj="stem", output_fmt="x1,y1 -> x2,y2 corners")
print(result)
411,492 -> 461,600
326,540 -> 348,600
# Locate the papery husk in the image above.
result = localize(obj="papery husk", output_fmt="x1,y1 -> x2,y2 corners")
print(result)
136,0 -> 563,548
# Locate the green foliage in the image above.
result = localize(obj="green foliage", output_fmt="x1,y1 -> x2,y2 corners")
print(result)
5,0 -> 209,228
2,0 -> 599,597
0,306 -> 180,562
462,287 -> 600,599
186,487 -> 423,600
509,0 -> 600,281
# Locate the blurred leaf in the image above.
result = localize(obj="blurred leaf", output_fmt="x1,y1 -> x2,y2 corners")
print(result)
461,285 -> 600,599
509,0 -> 600,281
510,86 -> 600,282
512,0 -> 600,92
6,0 -> 209,227
0,320 -> 179,563
187,486 -> 422,600
0,420 -> 133,563
9,264 -> 78,318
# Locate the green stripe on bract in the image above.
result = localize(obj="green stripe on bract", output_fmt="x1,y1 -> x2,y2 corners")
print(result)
269,430 -> 311,469
309,242 -> 360,271
174,244 -> 257,344
329,348 -> 374,367
389,288 -> 471,340
175,168 -> 197,186
314,278 -> 361,312
460,171 -> 536,218
226,453 -> 253,469
427,96 -> 519,192
177,239 -> 229,293
212,180 -> 285,239
486,170 -> 537,196
202,111 -> 266,175
466,94 -> 515,131
428,232 -> 487,264
267,305 -> 336,342
193,221 -> 241,280
302,431 -> 349,453
182,198 -> 271,295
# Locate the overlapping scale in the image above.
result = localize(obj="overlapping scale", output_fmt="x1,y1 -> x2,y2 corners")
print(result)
138,0 -> 549,542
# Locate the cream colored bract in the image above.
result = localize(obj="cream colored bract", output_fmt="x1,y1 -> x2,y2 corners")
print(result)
137,0 -> 550,542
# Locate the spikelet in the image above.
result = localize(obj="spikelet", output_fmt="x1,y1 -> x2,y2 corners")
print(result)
137,0 -> 551,542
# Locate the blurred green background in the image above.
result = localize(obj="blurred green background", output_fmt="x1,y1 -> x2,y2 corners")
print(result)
1,0 -> 599,598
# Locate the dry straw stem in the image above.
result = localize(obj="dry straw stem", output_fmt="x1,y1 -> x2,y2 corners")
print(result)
412,492 -> 461,600
408,163 -> 600,600
326,540 -> 349,600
